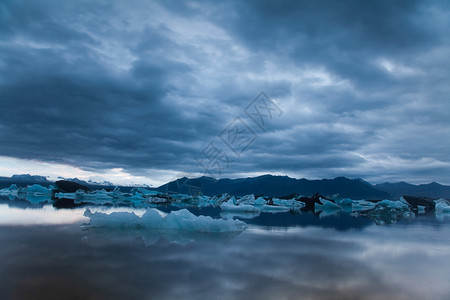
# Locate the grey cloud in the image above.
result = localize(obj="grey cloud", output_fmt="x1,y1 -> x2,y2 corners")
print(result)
0,0 -> 449,183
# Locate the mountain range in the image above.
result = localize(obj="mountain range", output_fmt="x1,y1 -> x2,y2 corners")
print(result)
1,174 -> 450,200
157,175 -> 450,200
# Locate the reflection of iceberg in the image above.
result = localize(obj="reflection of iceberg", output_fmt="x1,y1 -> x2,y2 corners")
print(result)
220,211 -> 261,220
84,208 -> 247,232
261,205 -> 290,213
435,211 -> 450,222
417,205 -> 426,214
318,208 -> 341,218
82,227 -> 243,246
25,193 -> 52,203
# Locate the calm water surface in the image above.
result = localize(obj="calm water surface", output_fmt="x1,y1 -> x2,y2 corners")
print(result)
1,202 -> 450,300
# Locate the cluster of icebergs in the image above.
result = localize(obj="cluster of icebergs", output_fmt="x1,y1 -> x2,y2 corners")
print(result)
2,184 -> 450,225
0,184 -> 54,203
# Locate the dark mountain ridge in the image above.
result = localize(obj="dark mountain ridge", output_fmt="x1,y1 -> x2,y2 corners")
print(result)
157,175 -> 391,199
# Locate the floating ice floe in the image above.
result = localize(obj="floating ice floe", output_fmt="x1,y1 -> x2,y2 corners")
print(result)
83,208 -> 248,232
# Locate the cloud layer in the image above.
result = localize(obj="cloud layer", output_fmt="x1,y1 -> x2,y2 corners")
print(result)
0,0 -> 449,184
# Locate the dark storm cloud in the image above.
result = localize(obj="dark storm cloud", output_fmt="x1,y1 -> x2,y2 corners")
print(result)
0,0 -> 449,183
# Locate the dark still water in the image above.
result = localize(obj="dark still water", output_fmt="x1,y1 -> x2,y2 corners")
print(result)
1,204 -> 450,300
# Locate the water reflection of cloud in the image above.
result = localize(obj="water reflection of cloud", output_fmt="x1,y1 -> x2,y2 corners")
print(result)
1,219 -> 450,299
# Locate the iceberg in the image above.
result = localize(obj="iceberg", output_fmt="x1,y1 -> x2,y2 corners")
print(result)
337,198 -> 354,206
26,184 -> 53,195
235,194 -> 255,205
84,208 -> 247,232
272,198 -> 305,209
435,199 -> 450,212
0,184 -> 19,197
352,200 -> 376,212
220,199 -> 261,213
254,197 -> 267,206
212,193 -> 233,205
363,199 -> 414,225
315,198 -> 341,211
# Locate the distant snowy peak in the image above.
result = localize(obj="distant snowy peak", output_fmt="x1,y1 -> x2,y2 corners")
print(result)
7,174 -> 49,182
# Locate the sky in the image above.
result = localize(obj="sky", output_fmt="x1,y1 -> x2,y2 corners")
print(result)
0,0 -> 449,186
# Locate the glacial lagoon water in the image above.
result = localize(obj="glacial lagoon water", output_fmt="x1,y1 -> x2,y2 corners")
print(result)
1,200 -> 450,300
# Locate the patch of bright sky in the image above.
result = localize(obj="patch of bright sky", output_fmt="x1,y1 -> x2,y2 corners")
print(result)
0,156 -> 172,187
